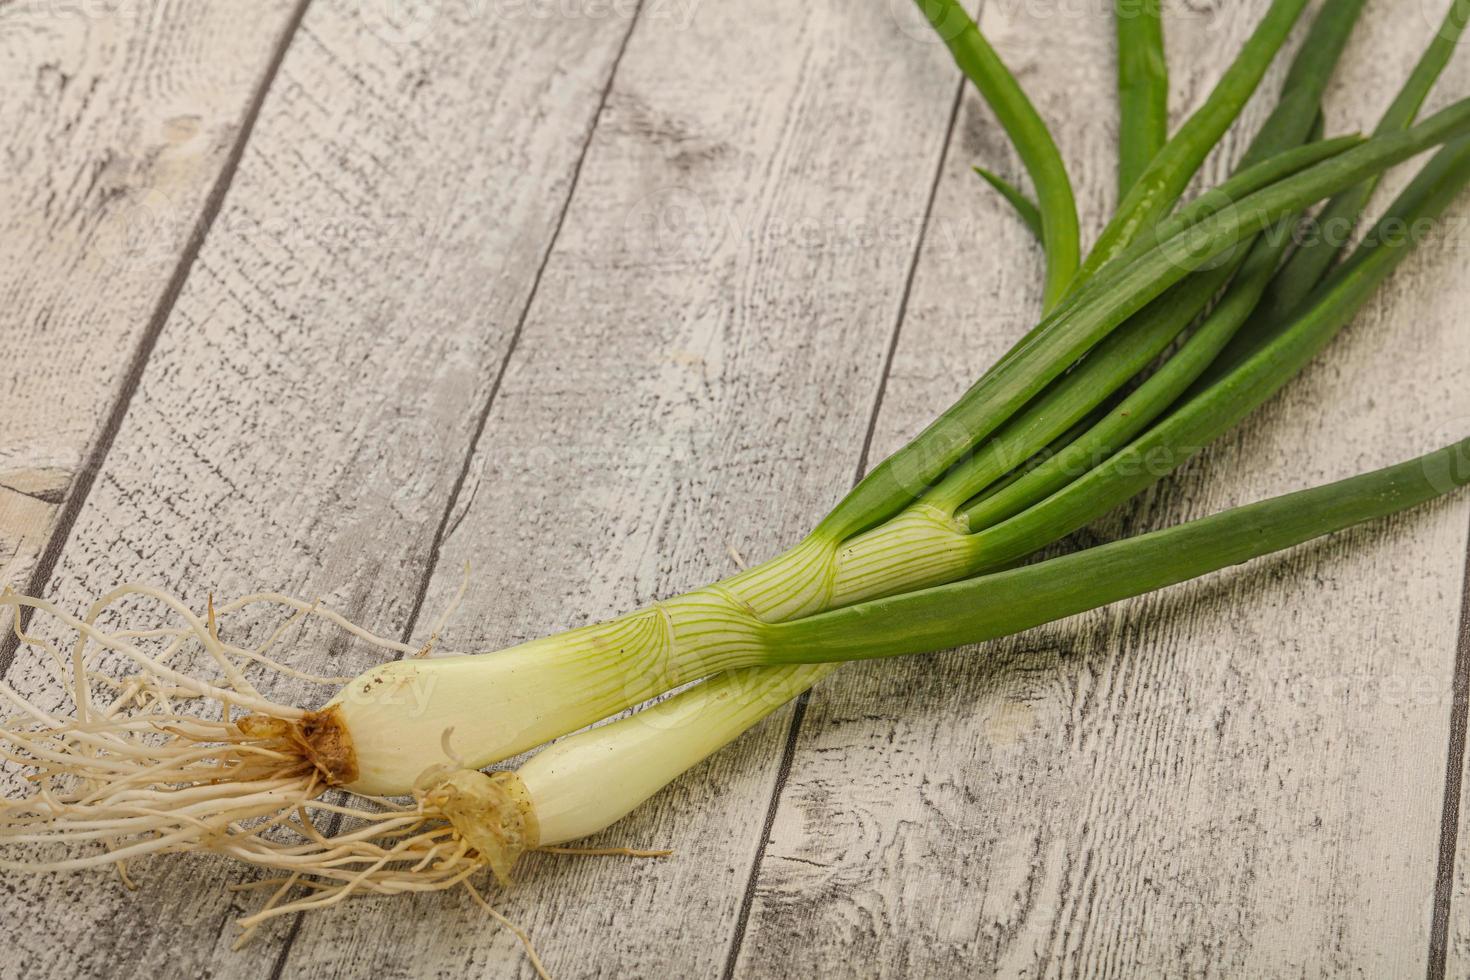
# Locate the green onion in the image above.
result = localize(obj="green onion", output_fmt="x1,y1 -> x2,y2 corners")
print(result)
1226,0 -> 1470,360
972,166 -> 1044,241
5,5 -> 1470,957
1114,0 -> 1169,197
448,431 -> 1470,850
1075,0 -> 1310,282
106,103 -> 1450,804
509,139 -> 1470,833
918,0 -> 1080,309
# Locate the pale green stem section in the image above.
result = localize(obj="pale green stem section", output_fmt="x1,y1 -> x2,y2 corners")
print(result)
337,587 -> 766,794
520,663 -> 834,845
339,510 -> 974,794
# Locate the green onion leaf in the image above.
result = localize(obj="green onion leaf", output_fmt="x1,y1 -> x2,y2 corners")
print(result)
958,217 -> 1294,530
1076,0 -> 1311,283
972,166 -> 1044,241
1115,0 -> 1169,197
817,102 -> 1470,544
773,436 -> 1470,665
917,0 -> 1081,310
975,134 -> 1470,566
1254,0 -> 1470,326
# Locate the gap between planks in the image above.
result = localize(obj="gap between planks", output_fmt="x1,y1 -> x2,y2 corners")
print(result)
1426,506 -> 1470,980
0,0 -> 314,677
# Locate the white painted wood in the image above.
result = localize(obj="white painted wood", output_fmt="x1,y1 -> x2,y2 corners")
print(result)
0,0 -> 302,589
733,2 -> 1470,976
275,1 -> 967,976
8,0 -> 1470,977
0,1 -> 642,976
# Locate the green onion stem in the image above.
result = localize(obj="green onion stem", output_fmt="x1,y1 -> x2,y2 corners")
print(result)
816,101 -> 1470,544
1239,0 -> 1470,340
974,135 -> 1470,567
931,45 -> 1349,520
1078,0 -> 1369,299
1075,0 -> 1310,282
958,216 -> 1295,529
973,166 -> 1044,241
956,133 -> 1358,425
917,0 -> 1081,310
517,433 -> 1470,847
773,437 -> 1470,664
1080,133 -> 1359,293
1115,0 -> 1169,197
923,268 -> 1230,517
957,104 -> 1334,527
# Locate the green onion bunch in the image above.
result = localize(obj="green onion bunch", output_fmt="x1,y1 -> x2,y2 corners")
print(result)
6,0 -> 1470,956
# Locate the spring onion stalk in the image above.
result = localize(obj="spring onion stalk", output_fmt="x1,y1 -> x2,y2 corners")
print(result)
918,0 -> 1080,309
972,166 -> 1044,241
927,0 -> 1361,522
958,219 -> 1294,529
818,100 -> 1470,546
1074,0 -> 1310,282
1069,0 -> 1366,300
5,5 -> 1470,960
1115,0 -> 1168,197
973,137 -> 1470,562
1223,0 -> 1470,361
944,0 -> 1363,445
783,439 -> 1470,661
940,130 -> 1360,470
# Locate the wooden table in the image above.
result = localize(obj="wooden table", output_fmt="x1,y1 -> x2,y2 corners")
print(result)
5,0 -> 1470,976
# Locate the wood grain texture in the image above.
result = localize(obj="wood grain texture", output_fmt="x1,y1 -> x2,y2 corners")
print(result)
8,0 -> 1470,978
0,0 -> 641,976
275,1 -> 968,976
733,1 -> 1470,976
0,0 -> 302,589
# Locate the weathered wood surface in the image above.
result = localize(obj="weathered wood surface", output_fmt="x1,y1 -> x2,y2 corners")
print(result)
0,0 -> 304,590
0,0 -> 643,975
5,0 -> 1470,977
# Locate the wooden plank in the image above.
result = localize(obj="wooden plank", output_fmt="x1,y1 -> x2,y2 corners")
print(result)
275,1 -> 968,976
0,3 -> 643,977
0,0 -> 304,590
733,2 -> 1470,976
